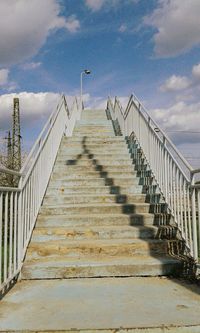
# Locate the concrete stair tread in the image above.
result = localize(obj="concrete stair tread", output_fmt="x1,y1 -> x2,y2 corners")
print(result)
31,225 -> 158,241
33,225 -> 157,233
44,193 -> 146,203
36,213 -> 155,227
37,212 -> 154,220
27,237 -> 168,246
23,254 -> 182,266
40,202 -> 150,209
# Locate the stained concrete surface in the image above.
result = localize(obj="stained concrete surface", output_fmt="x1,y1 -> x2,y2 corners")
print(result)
0,277 -> 200,332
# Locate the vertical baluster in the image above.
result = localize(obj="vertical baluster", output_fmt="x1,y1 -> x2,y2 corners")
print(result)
191,175 -> 198,260
9,192 -> 13,278
183,179 -> 188,246
173,164 -> 177,223
0,193 -> 3,284
198,189 -> 200,257
179,175 -> 184,237
13,192 -> 18,271
4,192 -> 8,282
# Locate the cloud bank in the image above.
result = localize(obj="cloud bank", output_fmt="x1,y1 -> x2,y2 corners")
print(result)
144,0 -> 200,58
0,0 -> 80,67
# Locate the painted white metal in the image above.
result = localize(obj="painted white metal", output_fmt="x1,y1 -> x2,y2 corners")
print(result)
107,95 -> 200,261
0,94 -> 81,291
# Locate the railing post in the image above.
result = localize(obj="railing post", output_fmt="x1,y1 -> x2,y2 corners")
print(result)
17,176 -> 23,276
191,173 -> 198,260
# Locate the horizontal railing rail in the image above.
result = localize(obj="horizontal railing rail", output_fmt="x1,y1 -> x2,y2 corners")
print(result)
0,94 -> 81,292
107,94 -> 200,261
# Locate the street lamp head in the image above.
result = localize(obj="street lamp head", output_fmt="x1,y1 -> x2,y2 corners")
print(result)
84,69 -> 91,75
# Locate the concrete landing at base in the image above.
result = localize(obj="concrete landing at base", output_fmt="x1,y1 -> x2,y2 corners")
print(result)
0,277 -> 200,332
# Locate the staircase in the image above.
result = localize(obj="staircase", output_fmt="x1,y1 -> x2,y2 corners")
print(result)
0,108 -> 200,332
22,109 -> 183,279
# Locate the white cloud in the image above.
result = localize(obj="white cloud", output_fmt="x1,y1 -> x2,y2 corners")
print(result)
144,0 -> 200,58
64,15 -> 80,33
22,62 -> 42,70
160,75 -> 191,92
85,0 -> 137,12
192,63 -> 200,79
85,0 -> 107,11
118,24 -> 127,33
0,92 -> 60,131
0,0 -> 80,66
0,69 -> 9,86
151,101 -> 200,144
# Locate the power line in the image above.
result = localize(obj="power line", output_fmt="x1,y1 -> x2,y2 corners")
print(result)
166,130 -> 200,134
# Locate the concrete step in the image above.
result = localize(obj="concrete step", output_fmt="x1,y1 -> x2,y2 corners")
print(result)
1,277 -> 199,331
46,185 -> 143,195
75,123 -> 113,128
21,255 -> 183,280
48,177 -> 140,187
61,140 -> 127,146
31,225 -> 158,242
73,132 -> 115,136
50,170 -> 137,180
53,165 -> 135,173
55,159 -> 133,166
36,213 -> 155,227
25,238 -> 170,260
73,129 -> 114,134
40,203 -> 150,215
43,193 -> 147,205
56,153 -> 131,160
63,137 -> 125,142
59,148 -> 128,154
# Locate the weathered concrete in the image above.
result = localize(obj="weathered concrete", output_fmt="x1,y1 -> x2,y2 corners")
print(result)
0,277 -> 200,332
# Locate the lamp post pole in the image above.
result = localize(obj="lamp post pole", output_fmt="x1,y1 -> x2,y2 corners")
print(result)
80,69 -> 91,110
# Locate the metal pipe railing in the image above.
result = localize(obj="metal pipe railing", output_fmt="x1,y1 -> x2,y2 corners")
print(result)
0,94 -> 81,292
107,94 -> 200,261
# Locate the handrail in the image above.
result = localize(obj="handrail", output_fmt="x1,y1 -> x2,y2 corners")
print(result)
21,94 -> 65,175
107,94 -> 200,262
134,94 -> 193,171
117,95 -> 193,174
0,166 -> 22,177
0,94 -> 81,292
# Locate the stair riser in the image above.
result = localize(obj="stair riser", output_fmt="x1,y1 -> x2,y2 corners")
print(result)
73,130 -> 114,134
46,185 -> 143,195
25,241 -> 169,260
43,194 -> 146,205
31,227 -> 158,242
36,214 -> 154,227
73,133 -> 115,137
51,171 -> 137,179
63,137 -> 124,141
57,154 -> 131,160
59,147 -> 128,153
55,160 -> 133,166
21,262 -> 182,280
40,204 -> 150,215
49,178 -> 140,187
53,165 -> 135,172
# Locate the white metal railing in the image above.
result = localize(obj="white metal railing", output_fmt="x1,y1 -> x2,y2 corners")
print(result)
0,94 -> 81,292
107,94 -> 200,261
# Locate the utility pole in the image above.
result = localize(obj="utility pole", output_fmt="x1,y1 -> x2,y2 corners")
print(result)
7,131 -> 12,169
12,97 -> 22,172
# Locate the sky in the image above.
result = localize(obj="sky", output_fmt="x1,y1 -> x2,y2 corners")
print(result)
0,0 -> 200,168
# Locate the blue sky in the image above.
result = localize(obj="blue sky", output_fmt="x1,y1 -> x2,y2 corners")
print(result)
0,0 -> 200,166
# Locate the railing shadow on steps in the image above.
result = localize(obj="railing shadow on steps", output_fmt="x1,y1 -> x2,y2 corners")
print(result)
63,136 -> 197,285
106,95 -> 200,278
0,94 -> 81,296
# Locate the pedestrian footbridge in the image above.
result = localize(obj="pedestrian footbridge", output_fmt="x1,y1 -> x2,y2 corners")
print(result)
0,94 -> 200,332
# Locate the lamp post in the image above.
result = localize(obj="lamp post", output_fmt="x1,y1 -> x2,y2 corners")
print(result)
80,69 -> 91,110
